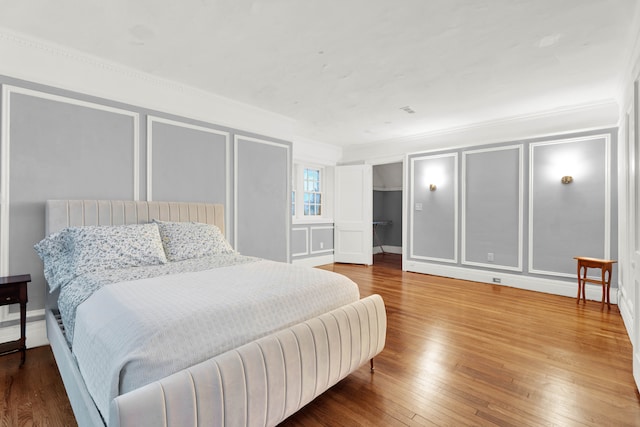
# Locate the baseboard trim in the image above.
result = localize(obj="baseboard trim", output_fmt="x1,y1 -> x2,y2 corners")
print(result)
292,254 -> 335,268
405,260 -> 618,304
618,287 -> 634,343
0,319 -> 48,350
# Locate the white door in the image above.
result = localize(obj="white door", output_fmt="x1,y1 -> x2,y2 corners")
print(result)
334,164 -> 373,265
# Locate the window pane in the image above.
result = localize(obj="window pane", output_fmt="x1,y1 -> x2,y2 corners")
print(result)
302,167 -> 322,217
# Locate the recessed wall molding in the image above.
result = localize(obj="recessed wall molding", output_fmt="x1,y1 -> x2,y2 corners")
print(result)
0,84 -> 140,321
310,225 -> 335,255
461,145 -> 524,272
291,227 -> 309,257
528,134 -> 611,278
146,115 -> 231,232
0,84 -> 140,275
234,135 -> 291,262
408,152 -> 458,263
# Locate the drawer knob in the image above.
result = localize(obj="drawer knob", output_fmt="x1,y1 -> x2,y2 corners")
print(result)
4,297 -> 10,301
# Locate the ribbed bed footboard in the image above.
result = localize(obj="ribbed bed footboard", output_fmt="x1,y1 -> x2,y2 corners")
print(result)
109,294 -> 386,427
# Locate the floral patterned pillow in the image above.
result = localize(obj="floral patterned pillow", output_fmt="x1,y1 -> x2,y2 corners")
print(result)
34,231 -> 75,292
63,223 -> 168,277
153,220 -> 234,261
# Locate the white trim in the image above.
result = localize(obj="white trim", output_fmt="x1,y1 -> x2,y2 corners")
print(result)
0,84 -> 139,279
291,227 -> 309,257
310,225 -> 335,255
146,115 -> 231,232
234,135 -> 291,262
291,254 -> 335,268
461,260 -> 523,272
402,155 -> 409,271
461,145 -> 524,272
341,102 -> 617,164
0,29 -> 296,147
619,285 -> 634,339
292,218 -> 335,225
618,104 -> 634,341
0,319 -> 48,349
358,101 -> 619,150
409,152 -> 458,264
373,186 -> 403,192
528,134 -> 611,277
2,308 -> 44,323
405,260 -> 617,304
0,85 -> 10,277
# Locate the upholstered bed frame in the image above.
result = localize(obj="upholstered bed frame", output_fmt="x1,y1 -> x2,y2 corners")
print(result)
44,200 -> 387,427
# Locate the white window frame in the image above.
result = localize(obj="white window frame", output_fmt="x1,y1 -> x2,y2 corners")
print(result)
292,163 -> 332,224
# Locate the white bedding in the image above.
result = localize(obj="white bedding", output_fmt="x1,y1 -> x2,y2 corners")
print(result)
71,260 -> 360,424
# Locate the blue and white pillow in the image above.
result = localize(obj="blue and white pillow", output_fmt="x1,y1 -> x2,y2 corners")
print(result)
63,223 -> 168,277
33,230 -> 75,292
153,220 -> 234,261
34,223 -> 168,291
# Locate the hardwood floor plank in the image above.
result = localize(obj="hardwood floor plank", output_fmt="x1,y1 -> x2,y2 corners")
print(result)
2,253 -> 639,426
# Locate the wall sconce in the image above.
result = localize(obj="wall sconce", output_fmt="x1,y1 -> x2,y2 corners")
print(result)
429,184 -> 437,191
561,176 -> 573,184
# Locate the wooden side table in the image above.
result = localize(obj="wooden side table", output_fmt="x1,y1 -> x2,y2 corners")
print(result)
0,274 -> 30,365
574,257 -> 616,310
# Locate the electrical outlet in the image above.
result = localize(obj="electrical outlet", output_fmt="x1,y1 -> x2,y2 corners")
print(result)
415,203 -> 423,211
492,277 -> 501,283
487,252 -> 494,262
320,242 -> 324,249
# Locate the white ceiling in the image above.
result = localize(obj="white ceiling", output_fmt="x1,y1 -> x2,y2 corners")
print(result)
0,0 -> 637,147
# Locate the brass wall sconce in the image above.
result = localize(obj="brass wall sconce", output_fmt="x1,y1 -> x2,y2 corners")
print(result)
429,184 -> 437,191
561,176 -> 573,184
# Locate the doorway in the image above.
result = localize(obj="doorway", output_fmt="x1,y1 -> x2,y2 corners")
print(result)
372,162 -> 403,268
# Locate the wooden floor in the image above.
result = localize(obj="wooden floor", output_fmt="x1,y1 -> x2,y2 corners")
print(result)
2,253 -> 639,426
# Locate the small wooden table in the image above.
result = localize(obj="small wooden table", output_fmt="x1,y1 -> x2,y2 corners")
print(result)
574,257 -> 616,310
0,274 -> 30,365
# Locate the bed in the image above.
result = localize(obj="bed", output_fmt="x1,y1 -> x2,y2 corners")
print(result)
41,200 -> 387,427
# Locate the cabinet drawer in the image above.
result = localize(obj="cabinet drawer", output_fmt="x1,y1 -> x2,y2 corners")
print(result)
0,286 -> 19,304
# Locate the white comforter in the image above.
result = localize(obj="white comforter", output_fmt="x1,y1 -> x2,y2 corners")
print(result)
71,260 -> 360,424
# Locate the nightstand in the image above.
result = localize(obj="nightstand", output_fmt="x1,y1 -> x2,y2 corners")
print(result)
0,274 -> 30,365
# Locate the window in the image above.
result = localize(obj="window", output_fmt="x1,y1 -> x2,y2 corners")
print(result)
303,168 -> 322,216
292,163 -> 331,221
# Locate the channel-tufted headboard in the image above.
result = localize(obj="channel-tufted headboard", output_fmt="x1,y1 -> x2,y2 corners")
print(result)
45,200 -> 225,236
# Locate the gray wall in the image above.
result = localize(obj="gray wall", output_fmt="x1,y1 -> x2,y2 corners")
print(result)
530,136 -> 609,275
410,153 -> 458,262
463,146 -> 521,269
291,224 -> 334,260
235,137 -> 290,262
0,76 -> 291,322
149,119 -> 228,207
407,129 -> 617,285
